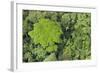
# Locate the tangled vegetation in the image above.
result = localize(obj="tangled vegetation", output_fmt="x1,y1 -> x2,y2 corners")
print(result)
23,10 -> 91,62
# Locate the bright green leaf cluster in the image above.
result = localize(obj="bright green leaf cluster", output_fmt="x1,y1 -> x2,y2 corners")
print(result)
28,19 -> 63,47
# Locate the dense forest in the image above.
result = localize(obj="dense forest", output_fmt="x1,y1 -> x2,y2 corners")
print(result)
23,10 -> 91,62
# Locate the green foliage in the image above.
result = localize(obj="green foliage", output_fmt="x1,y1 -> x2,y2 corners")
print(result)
44,53 -> 57,61
28,19 -> 63,47
61,13 -> 71,26
23,10 -> 91,62
23,52 -> 33,62
46,45 -> 57,53
33,47 -> 46,61
63,13 -> 91,60
62,47 -> 72,60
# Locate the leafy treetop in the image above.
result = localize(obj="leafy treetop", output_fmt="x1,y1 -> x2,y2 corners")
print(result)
28,18 -> 63,47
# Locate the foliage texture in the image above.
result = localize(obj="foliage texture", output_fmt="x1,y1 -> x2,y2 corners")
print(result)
23,10 -> 91,62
